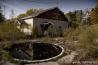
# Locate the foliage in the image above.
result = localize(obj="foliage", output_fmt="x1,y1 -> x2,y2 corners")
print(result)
66,11 -> 83,28
0,43 -> 12,61
64,25 -> 98,60
1,50 -> 12,61
17,8 -> 43,19
17,13 -> 27,19
90,1 -> 98,24
0,12 -> 5,22
66,12 -> 76,21
75,10 -> 83,23
47,25 -> 56,37
31,26 -> 40,38
64,26 -> 82,42
26,9 -> 35,16
70,21 -> 80,28
64,28 -> 74,41
77,26 -> 97,58
0,22 -> 26,41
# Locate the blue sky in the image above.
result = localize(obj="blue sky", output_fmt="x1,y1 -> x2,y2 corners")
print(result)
0,0 -> 97,19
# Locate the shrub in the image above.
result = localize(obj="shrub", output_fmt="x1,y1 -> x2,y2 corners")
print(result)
64,25 -> 98,60
31,26 -> 42,38
0,22 -> 26,41
77,26 -> 97,59
64,27 -> 82,42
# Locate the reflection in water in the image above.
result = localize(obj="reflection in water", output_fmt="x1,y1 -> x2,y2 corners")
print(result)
6,43 -> 62,60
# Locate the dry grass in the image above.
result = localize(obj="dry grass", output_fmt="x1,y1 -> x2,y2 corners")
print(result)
64,24 -> 98,60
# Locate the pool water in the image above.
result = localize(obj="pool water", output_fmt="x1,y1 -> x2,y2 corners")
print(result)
6,42 -> 64,62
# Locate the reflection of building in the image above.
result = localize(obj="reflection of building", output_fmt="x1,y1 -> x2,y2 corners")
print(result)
16,7 -> 69,37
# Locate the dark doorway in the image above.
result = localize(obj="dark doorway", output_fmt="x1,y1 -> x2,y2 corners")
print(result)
40,22 -> 52,36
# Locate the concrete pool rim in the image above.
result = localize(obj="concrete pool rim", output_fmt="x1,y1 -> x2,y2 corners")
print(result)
12,43 -> 65,63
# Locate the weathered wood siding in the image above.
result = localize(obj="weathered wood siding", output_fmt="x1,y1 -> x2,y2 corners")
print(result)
33,18 -> 68,36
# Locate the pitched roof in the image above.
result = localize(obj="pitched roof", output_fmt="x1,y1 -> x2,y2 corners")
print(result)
20,7 -> 68,21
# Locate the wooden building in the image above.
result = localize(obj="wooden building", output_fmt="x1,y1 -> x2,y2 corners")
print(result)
17,7 -> 69,37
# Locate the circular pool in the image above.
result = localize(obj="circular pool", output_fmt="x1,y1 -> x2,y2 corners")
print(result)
6,42 -> 64,63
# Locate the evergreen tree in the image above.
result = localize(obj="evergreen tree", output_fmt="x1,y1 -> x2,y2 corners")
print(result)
0,10 -> 5,22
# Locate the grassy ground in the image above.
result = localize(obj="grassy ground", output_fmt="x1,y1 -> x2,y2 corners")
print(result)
0,24 -> 98,65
